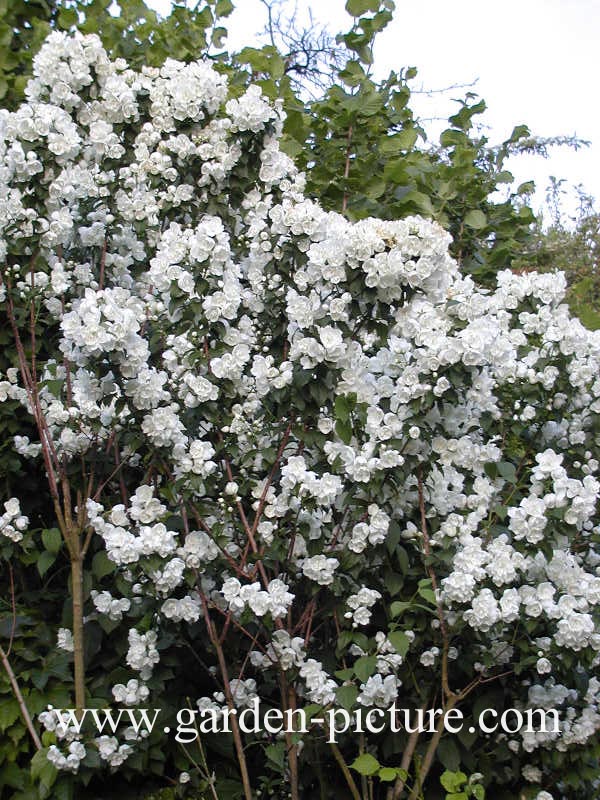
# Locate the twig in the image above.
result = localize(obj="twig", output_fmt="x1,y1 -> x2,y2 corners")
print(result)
0,644 -> 42,750
417,467 -> 456,703
327,734 -> 362,800
199,591 -> 253,800
388,703 -> 427,799
407,700 -> 458,800
342,124 -> 354,215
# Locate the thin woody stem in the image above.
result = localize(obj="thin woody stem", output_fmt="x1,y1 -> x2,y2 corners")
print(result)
4,282 -> 61,499
279,670 -> 300,800
327,733 -> 362,800
199,591 -> 253,800
388,703 -> 427,800
70,550 -> 86,711
402,673 -> 510,798
0,644 -> 42,750
342,124 -> 354,215
407,699 -> 458,800
417,466 -> 456,703
4,273 -> 87,711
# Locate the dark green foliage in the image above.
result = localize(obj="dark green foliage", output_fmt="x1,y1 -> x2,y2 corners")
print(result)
517,180 -> 600,328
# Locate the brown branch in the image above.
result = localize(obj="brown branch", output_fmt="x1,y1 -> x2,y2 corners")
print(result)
417,466 -> 456,703
327,733 -> 362,800
407,699 -> 458,800
113,441 -> 129,507
199,591 -> 253,800
209,602 -> 268,653
0,644 -> 42,750
4,281 -> 62,500
342,124 -> 354,215
279,670 -> 300,800
99,237 -> 107,290
388,702 -> 427,800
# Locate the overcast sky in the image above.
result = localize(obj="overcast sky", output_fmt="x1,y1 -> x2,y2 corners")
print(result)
146,0 -> 599,220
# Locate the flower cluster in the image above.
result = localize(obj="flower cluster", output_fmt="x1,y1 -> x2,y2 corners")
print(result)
0,498 -> 28,542
221,577 -> 294,619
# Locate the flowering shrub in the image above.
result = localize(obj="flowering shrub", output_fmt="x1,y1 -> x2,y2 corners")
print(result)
1,31 -> 600,800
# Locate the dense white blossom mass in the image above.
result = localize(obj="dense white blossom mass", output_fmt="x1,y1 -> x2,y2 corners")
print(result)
1,31 -> 600,796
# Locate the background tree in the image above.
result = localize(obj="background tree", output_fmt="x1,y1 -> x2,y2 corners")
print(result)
517,180 -> 600,329
0,0 -> 235,110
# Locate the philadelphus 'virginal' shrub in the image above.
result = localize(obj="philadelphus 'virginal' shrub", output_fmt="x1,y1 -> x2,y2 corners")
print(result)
2,31 -> 600,799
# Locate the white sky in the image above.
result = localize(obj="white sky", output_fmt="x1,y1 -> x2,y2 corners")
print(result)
147,0 -> 599,220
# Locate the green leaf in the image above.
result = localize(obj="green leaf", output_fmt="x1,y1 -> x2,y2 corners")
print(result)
335,418 -> 353,445
44,379 -> 63,399
385,521 -> 401,555
387,631 -> 410,657
42,528 -> 62,555
334,394 -> 352,423
417,585 -> 437,606
303,704 -> 324,721
1,761 -> 25,791
497,461 -> 517,484
31,748 -> 50,780
216,0 -> 234,15
38,758 -> 58,796
383,569 -> 403,596
484,462 -> 497,480
265,742 -> 285,770
57,8 -> 78,28
438,739 -> 461,772
391,127 -> 418,151
215,779 -> 244,800
0,698 -> 19,731
495,170 -> 514,184
53,777 -> 73,800
336,684 -> 359,711
37,550 -> 56,578
345,0 -> 380,17
464,210 -> 487,229
396,545 -> 409,574
390,601 -> 411,618
211,26 -> 227,48
350,753 -> 380,776
440,769 -> 467,792
440,129 -> 467,148
378,767 -> 398,782
92,550 -> 114,580
354,655 -> 377,683
507,123 -> 530,143
339,59 -> 366,87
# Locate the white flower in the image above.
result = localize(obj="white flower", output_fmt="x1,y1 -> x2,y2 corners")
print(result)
345,587 -> 381,627
419,647 -> 439,667
112,679 -> 149,706
536,657 -> 552,675
0,497 -> 28,542
126,629 -> 159,680
357,674 -> 400,708
301,555 -> 339,586
57,628 -> 74,652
